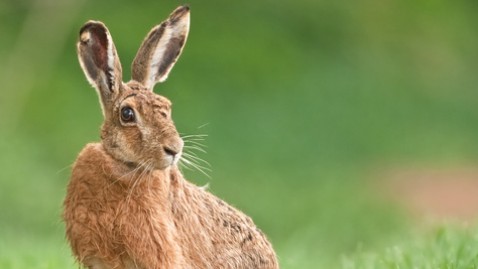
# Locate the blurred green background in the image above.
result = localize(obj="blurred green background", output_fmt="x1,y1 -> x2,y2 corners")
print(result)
1,0 -> 478,268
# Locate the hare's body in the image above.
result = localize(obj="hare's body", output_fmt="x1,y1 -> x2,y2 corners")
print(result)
63,6 -> 278,269
64,143 -> 277,269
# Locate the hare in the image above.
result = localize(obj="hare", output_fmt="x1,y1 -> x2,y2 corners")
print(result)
63,5 -> 279,269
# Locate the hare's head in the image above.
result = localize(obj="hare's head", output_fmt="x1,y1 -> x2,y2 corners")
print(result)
77,6 -> 189,170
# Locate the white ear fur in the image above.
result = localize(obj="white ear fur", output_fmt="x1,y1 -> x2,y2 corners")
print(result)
131,5 -> 190,90
77,21 -> 122,115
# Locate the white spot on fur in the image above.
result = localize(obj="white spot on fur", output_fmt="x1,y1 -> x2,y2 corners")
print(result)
80,31 -> 90,43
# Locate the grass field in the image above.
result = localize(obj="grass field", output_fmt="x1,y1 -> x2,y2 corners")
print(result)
1,0 -> 478,268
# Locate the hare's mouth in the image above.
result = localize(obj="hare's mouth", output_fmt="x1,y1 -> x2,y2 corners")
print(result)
149,146 -> 182,170
163,146 -> 182,167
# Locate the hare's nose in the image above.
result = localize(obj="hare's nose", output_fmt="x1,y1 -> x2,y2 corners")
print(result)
163,136 -> 184,157
163,146 -> 178,157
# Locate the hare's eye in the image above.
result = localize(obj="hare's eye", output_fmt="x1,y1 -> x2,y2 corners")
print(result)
120,107 -> 135,123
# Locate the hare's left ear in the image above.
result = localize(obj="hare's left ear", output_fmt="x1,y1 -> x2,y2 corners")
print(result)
77,21 -> 123,115
131,5 -> 190,90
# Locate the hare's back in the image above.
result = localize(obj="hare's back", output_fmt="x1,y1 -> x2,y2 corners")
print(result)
174,182 -> 279,268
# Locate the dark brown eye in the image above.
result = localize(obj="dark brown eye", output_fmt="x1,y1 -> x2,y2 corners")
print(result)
120,106 -> 135,123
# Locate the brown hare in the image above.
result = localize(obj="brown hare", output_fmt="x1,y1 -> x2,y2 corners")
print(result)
63,5 -> 279,269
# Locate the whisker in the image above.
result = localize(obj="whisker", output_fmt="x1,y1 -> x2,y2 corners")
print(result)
181,158 -> 212,174
126,160 -> 151,205
199,182 -> 210,191
184,145 -> 207,154
182,162 -> 211,179
56,162 -> 74,174
182,152 -> 211,167
180,132 -> 211,179
179,160 -> 194,171
181,154 -> 211,169
183,139 -> 206,147
180,157 -> 211,178
107,160 -> 144,188
181,134 -> 208,139
143,161 -> 155,198
125,166 -> 143,204
183,139 -> 207,144
182,149 -> 201,159
183,140 -> 207,148
196,123 -> 210,129
182,156 -> 211,169
182,139 -> 207,144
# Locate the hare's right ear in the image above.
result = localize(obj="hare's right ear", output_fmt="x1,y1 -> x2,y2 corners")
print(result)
131,5 -> 190,90
77,21 -> 123,115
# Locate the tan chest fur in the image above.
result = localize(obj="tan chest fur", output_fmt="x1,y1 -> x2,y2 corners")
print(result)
63,144 -> 278,269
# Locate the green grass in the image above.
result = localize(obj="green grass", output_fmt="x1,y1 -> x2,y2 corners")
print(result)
0,231 -> 73,269
343,226 -> 478,269
1,0 -> 478,268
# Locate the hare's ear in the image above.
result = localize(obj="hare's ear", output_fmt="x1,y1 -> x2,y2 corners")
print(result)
77,21 -> 123,114
131,5 -> 190,90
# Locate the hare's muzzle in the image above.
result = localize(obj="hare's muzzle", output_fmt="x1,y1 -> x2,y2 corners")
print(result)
162,137 -> 184,166
163,146 -> 179,157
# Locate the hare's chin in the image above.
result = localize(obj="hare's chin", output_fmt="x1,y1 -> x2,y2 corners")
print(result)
155,154 -> 179,170
173,152 -> 182,165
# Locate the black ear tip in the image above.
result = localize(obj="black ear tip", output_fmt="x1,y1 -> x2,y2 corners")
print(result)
174,4 -> 190,15
79,21 -> 107,36
169,5 -> 190,23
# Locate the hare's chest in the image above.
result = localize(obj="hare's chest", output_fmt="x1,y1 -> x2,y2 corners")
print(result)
115,196 -> 185,259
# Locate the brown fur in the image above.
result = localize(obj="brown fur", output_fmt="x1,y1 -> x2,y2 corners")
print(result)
63,5 -> 279,269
